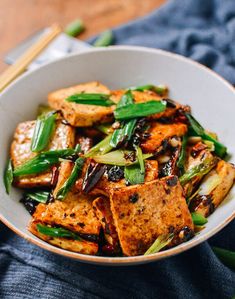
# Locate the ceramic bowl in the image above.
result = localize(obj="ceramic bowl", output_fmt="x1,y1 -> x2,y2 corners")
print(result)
0,46 -> 234,265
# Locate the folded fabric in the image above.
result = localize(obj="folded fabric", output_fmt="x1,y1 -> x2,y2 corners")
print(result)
1,0 -> 235,298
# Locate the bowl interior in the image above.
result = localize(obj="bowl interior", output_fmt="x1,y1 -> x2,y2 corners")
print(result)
0,46 -> 234,265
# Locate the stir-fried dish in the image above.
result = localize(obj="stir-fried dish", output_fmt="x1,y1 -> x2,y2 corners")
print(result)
4,81 -> 235,257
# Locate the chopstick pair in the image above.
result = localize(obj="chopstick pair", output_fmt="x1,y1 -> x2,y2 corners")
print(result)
0,23 -> 62,92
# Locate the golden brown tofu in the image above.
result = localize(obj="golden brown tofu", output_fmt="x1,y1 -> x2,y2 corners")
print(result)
29,221 -> 98,255
48,81 -> 115,127
33,192 -> 101,236
190,160 -> 235,217
93,197 -> 120,250
75,160 -> 159,196
11,120 -> 75,188
141,122 -> 187,153
111,89 -> 184,120
110,176 -> 193,256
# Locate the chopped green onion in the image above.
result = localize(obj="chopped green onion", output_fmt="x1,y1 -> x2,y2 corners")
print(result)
203,140 -> 215,152
37,104 -> 53,116
185,113 -> 227,158
110,119 -> 137,148
124,164 -> 145,185
13,148 -> 79,176
212,247 -> 235,270
177,135 -> 188,174
96,124 -> 113,135
136,146 -> 145,174
56,157 -> 85,200
117,90 -> 134,108
31,112 -> 57,152
144,233 -> 174,255
4,159 -> 13,194
191,212 -> 208,226
85,135 -> 113,157
93,150 -> 152,166
64,19 -> 85,37
93,30 -> 113,47
110,90 -> 137,147
37,224 -> 82,240
179,156 -> 218,186
25,190 -> 50,203
66,93 -> 115,107
114,100 -> 167,120
130,84 -> 168,96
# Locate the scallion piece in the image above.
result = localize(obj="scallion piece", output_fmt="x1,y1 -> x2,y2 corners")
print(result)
93,30 -> 113,47
212,247 -> 235,270
96,124 -> 112,135
185,113 -> 227,158
24,190 -> 50,203
110,90 -> 137,147
191,212 -> 208,226
64,19 -> 85,37
13,148 -> 79,176
4,159 -> 13,194
85,135 -> 113,157
56,157 -> 85,200
144,233 -> 174,255
66,93 -> 115,107
93,150 -> 152,166
31,112 -> 57,152
136,146 -> 145,174
37,224 -> 82,240
130,84 -> 168,96
177,135 -> 188,173
114,100 -> 167,120
179,156 -> 218,186
124,164 -> 145,185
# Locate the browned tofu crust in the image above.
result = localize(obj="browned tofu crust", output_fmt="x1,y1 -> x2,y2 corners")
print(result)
93,197 -> 120,250
190,160 -> 235,217
33,192 -> 101,236
29,221 -> 98,255
48,81 -> 115,127
11,120 -> 75,188
110,176 -> 193,256
141,122 -> 187,153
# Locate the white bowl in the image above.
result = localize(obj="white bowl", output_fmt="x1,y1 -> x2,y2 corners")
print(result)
0,46 -> 234,266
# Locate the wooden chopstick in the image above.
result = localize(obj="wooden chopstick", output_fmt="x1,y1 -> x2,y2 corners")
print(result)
0,23 -> 61,92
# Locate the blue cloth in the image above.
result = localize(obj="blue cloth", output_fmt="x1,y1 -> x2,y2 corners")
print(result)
1,0 -> 235,298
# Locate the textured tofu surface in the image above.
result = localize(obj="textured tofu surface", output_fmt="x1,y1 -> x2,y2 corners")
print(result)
29,221 -> 98,255
48,81 -> 115,127
11,120 -> 75,188
75,160 -> 159,196
191,160 -> 235,217
33,192 -> 101,236
141,122 -> 187,153
93,197 -> 119,249
110,176 -> 193,256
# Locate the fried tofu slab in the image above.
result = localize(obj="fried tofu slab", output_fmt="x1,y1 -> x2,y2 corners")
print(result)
141,122 -> 187,153
11,120 -> 75,188
33,192 -> 101,236
48,81 -> 115,127
110,176 -> 193,256
29,221 -> 98,255
93,197 -> 120,251
190,160 -> 235,217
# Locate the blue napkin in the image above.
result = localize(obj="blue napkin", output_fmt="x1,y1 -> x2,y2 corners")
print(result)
1,0 -> 235,298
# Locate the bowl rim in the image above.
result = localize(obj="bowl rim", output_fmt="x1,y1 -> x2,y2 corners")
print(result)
0,45 -> 234,266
